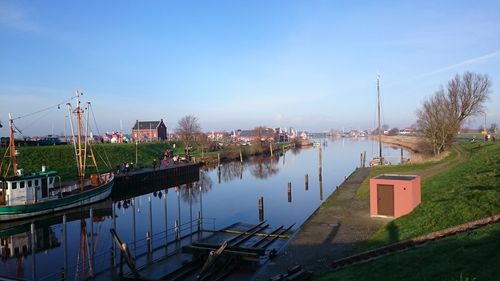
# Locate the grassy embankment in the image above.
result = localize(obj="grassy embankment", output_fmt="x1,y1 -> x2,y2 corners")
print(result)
315,141 -> 500,281
1,141 -> 284,181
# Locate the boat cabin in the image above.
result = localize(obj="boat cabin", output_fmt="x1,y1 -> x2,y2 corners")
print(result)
0,169 -> 58,206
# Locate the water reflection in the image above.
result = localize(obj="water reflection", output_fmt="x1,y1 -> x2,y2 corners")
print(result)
0,138 -> 411,280
249,155 -> 280,180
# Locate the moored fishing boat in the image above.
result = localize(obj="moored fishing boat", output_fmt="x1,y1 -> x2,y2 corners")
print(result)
0,91 -> 114,221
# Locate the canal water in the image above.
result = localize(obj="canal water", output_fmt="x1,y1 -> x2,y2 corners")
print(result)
0,138 -> 409,280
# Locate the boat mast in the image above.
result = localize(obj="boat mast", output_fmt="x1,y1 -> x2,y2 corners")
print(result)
74,91 -> 85,189
377,75 -> 382,165
8,114 -> 18,176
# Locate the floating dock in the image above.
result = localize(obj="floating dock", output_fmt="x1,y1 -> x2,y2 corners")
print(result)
112,163 -> 200,200
115,221 -> 294,281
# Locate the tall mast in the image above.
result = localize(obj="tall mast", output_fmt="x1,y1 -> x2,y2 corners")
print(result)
75,91 -> 85,189
8,113 -> 18,176
377,75 -> 382,165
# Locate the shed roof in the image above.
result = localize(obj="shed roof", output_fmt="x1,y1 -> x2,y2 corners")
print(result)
375,174 -> 417,181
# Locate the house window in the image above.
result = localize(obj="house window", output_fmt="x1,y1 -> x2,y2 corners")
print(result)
49,177 -> 53,184
35,179 -> 39,186
28,180 -> 32,187
20,181 -> 25,189
12,182 -> 17,189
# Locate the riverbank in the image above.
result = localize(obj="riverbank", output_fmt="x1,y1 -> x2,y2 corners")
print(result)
371,135 -> 449,163
253,168 -> 392,280
1,141 -> 292,180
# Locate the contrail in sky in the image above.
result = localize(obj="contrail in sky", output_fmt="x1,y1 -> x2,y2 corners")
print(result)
413,50 -> 500,80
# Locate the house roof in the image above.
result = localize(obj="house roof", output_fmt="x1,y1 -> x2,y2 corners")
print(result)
132,120 -> 165,130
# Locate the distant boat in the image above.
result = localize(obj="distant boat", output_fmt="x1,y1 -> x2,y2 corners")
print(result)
296,139 -> 313,147
0,91 -> 114,221
370,76 -> 389,167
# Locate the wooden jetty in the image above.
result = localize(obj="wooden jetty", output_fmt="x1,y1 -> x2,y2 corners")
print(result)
113,221 -> 294,281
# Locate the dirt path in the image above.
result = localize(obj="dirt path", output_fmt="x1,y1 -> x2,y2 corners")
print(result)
252,168 -> 392,280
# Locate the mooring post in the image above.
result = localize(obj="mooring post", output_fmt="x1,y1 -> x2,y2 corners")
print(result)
319,174 -> 324,201
63,215 -> 68,281
288,182 -> 292,202
217,153 -> 220,166
90,208 -> 94,276
146,231 -> 152,265
164,190 -> 168,247
363,151 -> 366,167
305,174 -> 309,191
360,152 -> 363,168
239,149 -> 243,163
148,196 -> 153,249
132,198 -> 137,258
31,222 -> 36,281
197,211 -> 202,231
199,184 -> 203,225
174,220 -> 180,240
319,146 -> 323,175
401,147 -> 404,163
189,188 -> 193,238
258,196 -> 264,222
270,143 -> 273,157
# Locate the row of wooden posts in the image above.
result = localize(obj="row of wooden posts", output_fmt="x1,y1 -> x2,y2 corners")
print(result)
258,173 -> 319,222
213,143 -> 288,166
258,145 -> 324,222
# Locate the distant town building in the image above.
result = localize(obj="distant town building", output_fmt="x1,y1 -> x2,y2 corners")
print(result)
132,119 -> 167,142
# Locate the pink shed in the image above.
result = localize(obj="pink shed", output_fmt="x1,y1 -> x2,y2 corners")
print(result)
370,174 -> 421,218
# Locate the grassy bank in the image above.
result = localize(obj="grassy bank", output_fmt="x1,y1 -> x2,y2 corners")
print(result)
1,141 -> 287,180
315,141 -> 500,280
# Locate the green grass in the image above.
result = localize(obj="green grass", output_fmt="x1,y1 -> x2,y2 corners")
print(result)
314,141 -> 500,280
1,142 -> 181,180
314,222 -> 500,281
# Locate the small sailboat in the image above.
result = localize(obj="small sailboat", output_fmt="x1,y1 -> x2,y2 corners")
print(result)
0,91 -> 114,221
370,75 -> 389,167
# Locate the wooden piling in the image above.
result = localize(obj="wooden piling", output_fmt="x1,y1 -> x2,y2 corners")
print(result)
258,197 -> 264,222
31,223 -> 36,281
217,153 -> 220,166
288,182 -> 292,202
240,149 -> 243,163
319,146 -> 323,175
305,174 -> 309,191
270,143 -> 273,157
363,151 -> 366,168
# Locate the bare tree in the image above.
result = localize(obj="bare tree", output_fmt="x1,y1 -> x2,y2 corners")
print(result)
253,126 -> 267,147
176,115 -> 202,149
417,72 -> 491,155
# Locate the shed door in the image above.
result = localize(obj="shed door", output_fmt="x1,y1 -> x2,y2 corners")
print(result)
377,184 -> 394,216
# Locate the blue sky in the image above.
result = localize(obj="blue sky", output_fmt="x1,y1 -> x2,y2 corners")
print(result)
1,0 -> 499,136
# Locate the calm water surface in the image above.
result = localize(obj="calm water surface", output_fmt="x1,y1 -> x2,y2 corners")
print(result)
0,138 -> 409,280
